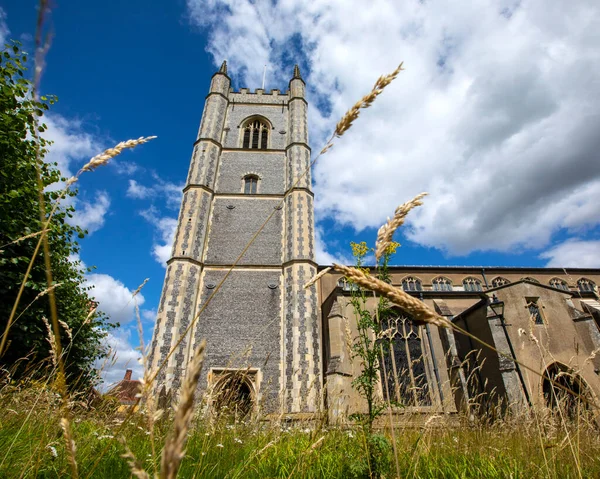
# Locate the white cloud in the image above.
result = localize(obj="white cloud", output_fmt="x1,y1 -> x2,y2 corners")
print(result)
0,8 -> 9,45
127,179 -> 152,199
113,161 -> 140,176
540,240 -> 600,268
188,0 -> 600,256
315,225 -> 351,265
86,273 -> 146,325
140,207 -> 177,266
127,176 -> 183,209
69,191 -> 111,234
44,114 -> 102,179
98,328 -> 143,390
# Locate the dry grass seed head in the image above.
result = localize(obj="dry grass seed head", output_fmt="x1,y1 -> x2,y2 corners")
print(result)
160,339 -> 206,479
375,192 -> 427,262
333,264 -> 449,328
303,267 -> 331,289
334,63 -> 404,138
81,136 -> 157,173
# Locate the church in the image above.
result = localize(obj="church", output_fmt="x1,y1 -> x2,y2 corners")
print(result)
148,62 -> 600,421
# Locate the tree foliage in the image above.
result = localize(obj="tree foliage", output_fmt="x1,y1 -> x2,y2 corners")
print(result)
0,41 -> 113,389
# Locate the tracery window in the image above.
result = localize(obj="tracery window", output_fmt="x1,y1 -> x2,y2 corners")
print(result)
378,315 -> 431,406
522,277 -> 540,284
491,277 -> 510,288
527,298 -> 544,324
578,278 -> 596,293
242,119 -> 269,149
243,175 -> 258,194
463,277 -> 483,292
432,277 -> 452,292
549,278 -> 569,291
402,277 -> 422,292
337,278 -> 358,292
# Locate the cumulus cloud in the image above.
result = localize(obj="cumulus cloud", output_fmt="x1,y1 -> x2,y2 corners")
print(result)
315,226 -> 351,265
69,191 -> 111,234
140,207 -> 177,266
44,114 -> 102,179
98,328 -> 143,389
0,8 -> 9,45
188,0 -> 600,256
86,273 -> 146,325
127,176 -> 183,209
540,240 -> 600,268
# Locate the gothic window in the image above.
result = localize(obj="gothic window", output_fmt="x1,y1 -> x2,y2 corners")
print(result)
463,277 -> 483,292
242,119 -> 269,149
378,315 -> 431,407
578,278 -> 596,293
402,277 -> 422,292
549,278 -> 569,291
526,298 -> 544,324
337,278 -> 358,291
522,277 -> 540,284
243,175 -> 258,194
432,277 -> 452,291
491,277 -> 510,288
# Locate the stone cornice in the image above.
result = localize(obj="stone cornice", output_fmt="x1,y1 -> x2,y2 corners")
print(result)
204,91 -> 229,102
183,184 -> 214,195
282,259 -> 319,269
194,137 -> 222,148
285,142 -> 311,152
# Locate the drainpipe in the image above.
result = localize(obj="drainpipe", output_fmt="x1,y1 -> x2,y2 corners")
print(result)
481,268 -> 489,289
491,297 -> 532,407
420,292 -> 444,404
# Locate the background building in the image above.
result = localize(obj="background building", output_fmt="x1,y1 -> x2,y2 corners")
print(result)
149,63 -> 600,420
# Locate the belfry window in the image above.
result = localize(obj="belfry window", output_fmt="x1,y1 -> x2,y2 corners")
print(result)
463,277 -> 482,292
402,277 -> 422,292
378,315 -> 432,407
578,278 -> 596,293
522,277 -> 540,284
242,119 -> 269,149
432,277 -> 452,291
549,278 -> 569,291
243,175 -> 258,194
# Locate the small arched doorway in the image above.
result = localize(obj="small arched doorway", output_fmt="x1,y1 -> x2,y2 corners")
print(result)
542,363 -> 591,418
212,371 -> 256,418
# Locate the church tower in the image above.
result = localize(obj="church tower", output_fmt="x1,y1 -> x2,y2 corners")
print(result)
148,62 -> 322,414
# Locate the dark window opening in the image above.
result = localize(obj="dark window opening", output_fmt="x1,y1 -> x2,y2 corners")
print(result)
527,298 -> 543,324
378,315 -> 431,407
244,175 -> 258,194
243,119 -> 269,149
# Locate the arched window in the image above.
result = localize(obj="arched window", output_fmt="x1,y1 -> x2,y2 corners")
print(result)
491,277 -> 510,288
521,277 -> 540,284
242,119 -> 269,149
377,314 -> 431,406
549,278 -> 569,291
578,278 -> 596,293
543,363 -> 592,418
432,277 -> 452,292
463,277 -> 482,292
337,277 -> 358,292
402,277 -> 422,292
526,298 -> 544,324
243,175 -> 258,194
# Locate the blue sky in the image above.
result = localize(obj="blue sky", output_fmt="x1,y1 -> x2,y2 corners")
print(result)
3,0 -> 600,385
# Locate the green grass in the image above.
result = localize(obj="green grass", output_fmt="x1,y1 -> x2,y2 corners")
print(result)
1,383 -> 600,478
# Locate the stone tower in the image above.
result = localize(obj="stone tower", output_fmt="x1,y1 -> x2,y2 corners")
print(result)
148,62 -> 321,414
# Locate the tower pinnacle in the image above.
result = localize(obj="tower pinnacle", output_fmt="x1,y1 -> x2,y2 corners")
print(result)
293,64 -> 302,79
219,60 -> 228,75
